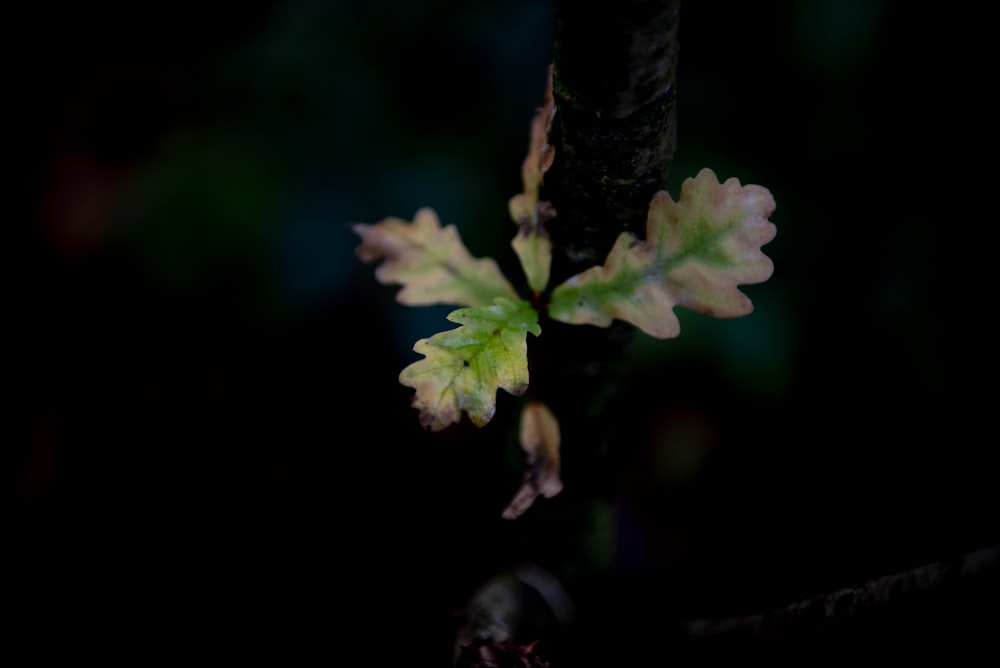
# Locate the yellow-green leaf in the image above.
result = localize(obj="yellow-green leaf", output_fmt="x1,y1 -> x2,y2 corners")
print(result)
353,207 -> 519,308
548,168 -> 777,339
511,228 -> 553,296
399,297 -> 541,431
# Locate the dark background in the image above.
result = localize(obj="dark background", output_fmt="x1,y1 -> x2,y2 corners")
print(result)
12,0 -> 996,661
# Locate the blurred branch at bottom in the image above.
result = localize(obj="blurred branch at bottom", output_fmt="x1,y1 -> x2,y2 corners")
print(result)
683,545 -> 1000,643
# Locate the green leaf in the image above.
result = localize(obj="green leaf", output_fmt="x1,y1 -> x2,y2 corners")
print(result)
399,297 -> 542,431
511,228 -> 553,295
353,207 -> 519,308
548,168 -> 777,339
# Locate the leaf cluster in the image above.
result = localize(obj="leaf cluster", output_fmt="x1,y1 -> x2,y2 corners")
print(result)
351,68 -> 776,515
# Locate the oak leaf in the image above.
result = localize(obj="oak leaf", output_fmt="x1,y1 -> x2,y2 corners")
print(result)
353,207 -> 518,308
509,66 -> 556,295
507,65 -> 555,229
399,297 -> 541,431
502,400 -> 563,520
547,168 -> 777,339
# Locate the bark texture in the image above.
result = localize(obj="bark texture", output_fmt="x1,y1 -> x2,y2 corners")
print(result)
517,3 -> 682,617
528,0 -> 680,493
545,0 -> 680,286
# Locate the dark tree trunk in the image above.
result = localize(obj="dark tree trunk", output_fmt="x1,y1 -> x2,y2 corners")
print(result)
528,0 -> 681,505
517,0 -> 682,627
546,0 -> 680,286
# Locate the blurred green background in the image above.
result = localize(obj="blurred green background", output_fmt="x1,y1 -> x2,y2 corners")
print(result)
14,0 -> 996,660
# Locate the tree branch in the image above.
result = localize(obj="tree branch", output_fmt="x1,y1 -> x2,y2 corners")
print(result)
682,545 -> 1000,644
